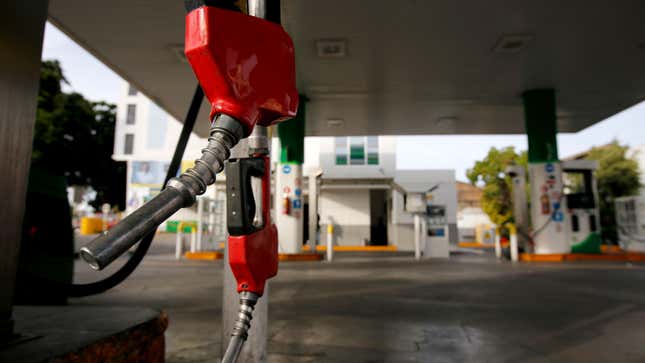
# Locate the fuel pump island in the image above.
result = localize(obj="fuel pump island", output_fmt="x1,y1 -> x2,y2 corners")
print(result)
80,2 -> 298,362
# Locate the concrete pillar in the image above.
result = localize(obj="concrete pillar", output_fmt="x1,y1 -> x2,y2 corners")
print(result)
523,89 -> 570,254
0,0 -> 49,340
275,163 -> 303,253
221,2 -> 288,359
222,132 -> 269,363
275,95 -> 307,254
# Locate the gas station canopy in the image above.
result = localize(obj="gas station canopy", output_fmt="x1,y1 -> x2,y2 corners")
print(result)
48,0 -> 645,137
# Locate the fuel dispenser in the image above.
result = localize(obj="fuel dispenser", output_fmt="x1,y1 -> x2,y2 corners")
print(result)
405,191 -> 450,259
79,2 -> 298,362
425,204 -> 450,258
561,160 -> 601,246
506,160 -> 601,255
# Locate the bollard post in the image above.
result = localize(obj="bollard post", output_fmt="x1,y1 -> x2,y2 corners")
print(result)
175,224 -> 184,260
421,217 -> 427,258
414,214 -> 421,260
509,224 -> 519,262
190,227 -> 197,253
494,226 -> 502,259
326,223 -> 334,262
101,203 -> 111,232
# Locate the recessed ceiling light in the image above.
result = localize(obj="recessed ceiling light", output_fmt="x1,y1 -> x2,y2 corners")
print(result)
315,39 -> 348,58
493,34 -> 534,54
327,119 -> 344,127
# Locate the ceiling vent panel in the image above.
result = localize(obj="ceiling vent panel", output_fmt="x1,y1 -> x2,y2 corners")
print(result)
315,39 -> 348,58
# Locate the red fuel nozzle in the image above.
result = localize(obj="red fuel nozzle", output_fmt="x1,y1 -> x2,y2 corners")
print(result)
185,6 -> 299,136
185,5 -> 298,296
225,155 -> 277,296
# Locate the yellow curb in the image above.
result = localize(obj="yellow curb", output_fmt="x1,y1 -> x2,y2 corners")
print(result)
302,245 -> 397,252
458,242 -> 496,249
600,245 -> 625,254
520,252 -> 645,262
184,251 -> 224,260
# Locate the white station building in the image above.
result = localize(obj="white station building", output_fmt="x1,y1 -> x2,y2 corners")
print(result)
278,136 -> 459,252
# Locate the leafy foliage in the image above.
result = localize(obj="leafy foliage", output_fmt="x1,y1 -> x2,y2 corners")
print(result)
466,147 -> 528,225
585,141 -> 641,243
32,60 -> 125,210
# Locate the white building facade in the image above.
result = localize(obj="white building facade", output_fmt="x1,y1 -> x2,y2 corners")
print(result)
112,82 -> 220,232
275,136 -> 458,251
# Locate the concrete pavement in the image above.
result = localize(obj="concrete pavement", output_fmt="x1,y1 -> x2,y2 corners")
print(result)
71,236 -> 645,362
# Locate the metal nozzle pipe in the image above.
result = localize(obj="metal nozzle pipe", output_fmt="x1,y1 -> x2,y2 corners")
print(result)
80,114 -> 244,270
80,188 -> 187,269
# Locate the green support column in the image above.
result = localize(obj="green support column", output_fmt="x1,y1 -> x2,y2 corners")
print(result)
278,95 -> 308,163
523,89 -> 558,163
523,88 -> 571,254
275,95 -> 308,254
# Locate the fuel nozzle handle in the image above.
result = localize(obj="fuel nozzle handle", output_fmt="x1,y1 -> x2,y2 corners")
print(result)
80,115 -> 244,270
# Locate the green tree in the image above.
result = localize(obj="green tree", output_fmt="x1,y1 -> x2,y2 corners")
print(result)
585,142 -> 641,243
32,60 -> 125,209
466,147 -> 528,225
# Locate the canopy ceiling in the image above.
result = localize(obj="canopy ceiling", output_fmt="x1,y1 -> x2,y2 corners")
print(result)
49,0 -> 645,137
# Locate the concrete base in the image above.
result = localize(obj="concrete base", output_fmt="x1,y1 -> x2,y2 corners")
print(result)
0,306 -> 167,363
425,235 -> 450,258
392,223 -> 458,251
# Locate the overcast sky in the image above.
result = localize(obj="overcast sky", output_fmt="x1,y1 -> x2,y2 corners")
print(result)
41,23 -> 645,182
